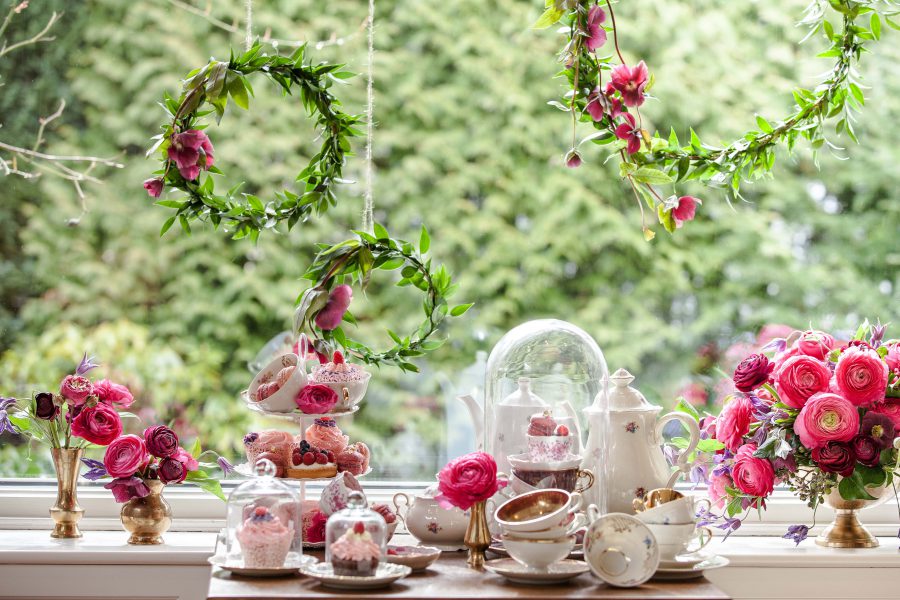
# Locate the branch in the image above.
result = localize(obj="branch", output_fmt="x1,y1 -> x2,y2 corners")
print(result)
0,10 -> 60,59
0,141 -> 123,167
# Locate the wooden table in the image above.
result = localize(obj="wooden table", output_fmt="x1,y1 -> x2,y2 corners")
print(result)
208,546 -> 730,600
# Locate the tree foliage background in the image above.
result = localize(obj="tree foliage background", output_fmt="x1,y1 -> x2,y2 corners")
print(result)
1,0 -> 898,477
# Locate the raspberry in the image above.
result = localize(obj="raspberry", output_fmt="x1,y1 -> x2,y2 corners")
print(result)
315,453 -> 328,464
353,521 -> 365,535
333,351 -> 345,365
254,506 -> 267,517
556,425 -> 570,436
292,451 -> 302,466
326,450 -> 335,462
302,452 -> 316,466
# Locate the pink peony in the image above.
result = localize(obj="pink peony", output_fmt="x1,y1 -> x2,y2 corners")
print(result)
796,330 -> 836,361
672,196 -> 699,227
585,5 -> 607,51
833,346 -> 889,407
435,451 -> 506,511
167,129 -> 214,181
609,61 -> 649,107
144,425 -> 180,458
174,447 -> 199,471
143,178 -> 164,198
315,284 -> 353,331
774,355 -> 831,409
93,379 -> 134,408
793,392 -> 859,449
715,395 -> 753,452
731,443 -> 775,499
103,434 -> 148,478
614,113 -> 642,155
708,473 -> 731,509
732,353 -> 774,392
59,374 -> 93,405
70,402 -> 122,446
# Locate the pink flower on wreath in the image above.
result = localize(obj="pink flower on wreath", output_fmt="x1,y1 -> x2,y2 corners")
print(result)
833,346 -> 889,407
143,178 -> 164,198
585,87 -> 605,121
435,451 -> 506,511
672,196 -> 700,227
793,392 -> 859,449
565,149 -> 583,168
716,395 -> 753,452
609,61 -> 649,107
585,5 -> 607,51
93,379 -> 134,408
614,113 -> 642,155
774,355 -> 831,409
708,472 -> 731,509
167,129 -> 215,181
60,374 -> 93,406
315,284 -> 353,331
796,330 -> 836,361
731,443 -> 775,499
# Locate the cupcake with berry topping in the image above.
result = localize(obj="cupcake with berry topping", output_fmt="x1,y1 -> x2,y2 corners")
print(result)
236,506 -> 294,568
526,411 -> 573,462
309,351 -> 371,410
305,418 -> 349,455
329,521 -> 382,576
285,440 -> 337,479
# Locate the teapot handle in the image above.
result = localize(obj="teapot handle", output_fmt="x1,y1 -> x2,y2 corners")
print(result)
392,492 -> 411,528
656,412 -> 700,488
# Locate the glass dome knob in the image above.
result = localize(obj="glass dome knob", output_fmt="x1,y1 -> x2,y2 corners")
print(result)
346,490 -> 366,509
254,458 -> 277,478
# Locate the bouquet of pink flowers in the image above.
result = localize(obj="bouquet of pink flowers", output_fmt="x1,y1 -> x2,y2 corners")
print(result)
688,323 -> 900,544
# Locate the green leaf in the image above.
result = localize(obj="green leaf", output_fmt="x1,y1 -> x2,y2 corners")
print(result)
190,438 -> 202,458
871,13 -> 881,40
696,438 -> 726,453
228,76 -> 250,110
849,83 -> 865,105
674,397 -> 700,421
756,115 -> 773,133
185,472 -> 225,501
160,215 -> 177,236
419,225 -> 430,254
373,222 -> 389,240
633,166 -> 675,185
837,472 -> 877,501
531,6 -> 564,29
450,303 -> 474,317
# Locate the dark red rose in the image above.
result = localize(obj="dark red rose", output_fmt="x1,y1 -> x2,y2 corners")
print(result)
144,425 -> 179,458
733,354 -> 774,392
34,392 -> 59,421
851,435 -> 881,467
812,441 -> 856,478
158,457 -> 187,484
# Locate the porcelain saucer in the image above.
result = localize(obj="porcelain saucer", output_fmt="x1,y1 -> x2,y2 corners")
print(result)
658,551 -> 708,569
300,562 -> 412,589
484,558 -> 589,584
209,552 -> 316,577
488,541 -> 583,560
386,545 -> 442,572
652,554 -> 729,580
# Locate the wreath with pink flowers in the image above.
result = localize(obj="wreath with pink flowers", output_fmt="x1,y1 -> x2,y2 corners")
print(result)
537,0 -> 899,239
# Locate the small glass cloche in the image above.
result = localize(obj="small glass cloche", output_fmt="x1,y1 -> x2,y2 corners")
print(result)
224,459 -> 302,568
325,491 -> 386,576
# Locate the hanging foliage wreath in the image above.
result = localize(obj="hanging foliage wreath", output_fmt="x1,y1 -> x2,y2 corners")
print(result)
536,0 -> 899,239
143,42 -> 361,241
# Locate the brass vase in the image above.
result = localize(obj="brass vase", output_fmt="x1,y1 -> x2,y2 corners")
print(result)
50,448 -> 84,539
120,480 -> 172,545
464,500 -> 491,570
817,480 -> 891,548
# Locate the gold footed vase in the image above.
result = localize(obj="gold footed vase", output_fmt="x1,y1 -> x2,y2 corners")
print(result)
817,481 -> 891,548
464,500 -> 491,570
121,480 -> 172,545
50,448 -> 84,539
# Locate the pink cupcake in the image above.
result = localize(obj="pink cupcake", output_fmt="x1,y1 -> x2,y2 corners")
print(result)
236,506 -> 293,568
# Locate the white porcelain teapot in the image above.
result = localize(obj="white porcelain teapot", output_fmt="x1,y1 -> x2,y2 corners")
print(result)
588,368 -> 699,514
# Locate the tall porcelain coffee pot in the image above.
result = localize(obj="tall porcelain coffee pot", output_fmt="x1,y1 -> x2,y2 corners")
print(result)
600,368 -> 700,514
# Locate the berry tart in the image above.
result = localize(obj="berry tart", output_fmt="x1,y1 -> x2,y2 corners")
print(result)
285,440 -> 338,479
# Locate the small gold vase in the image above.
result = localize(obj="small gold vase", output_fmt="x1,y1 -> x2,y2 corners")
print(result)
50,448 -> 84,539
120,480 -> 172,545
816,480 -> 890,548
464,500 -> 491,570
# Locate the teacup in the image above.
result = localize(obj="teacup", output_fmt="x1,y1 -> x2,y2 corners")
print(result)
499,512 -> 587,540
645,522 -> 712,560
494,489 -> 583,533
511,467 -> 595,494
632,488 -> 684,511
634,495 -> 710,525
502,534 -> 576,570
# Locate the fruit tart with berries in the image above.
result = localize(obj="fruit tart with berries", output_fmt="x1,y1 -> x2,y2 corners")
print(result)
285,440 -> 338,479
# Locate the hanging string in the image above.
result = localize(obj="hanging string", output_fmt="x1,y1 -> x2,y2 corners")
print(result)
361,0 -> 376,233
244,0 -> 253,51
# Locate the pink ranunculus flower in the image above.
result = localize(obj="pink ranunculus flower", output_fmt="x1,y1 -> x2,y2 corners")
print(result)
672,196 -> 699,227
796,330 -> 836,361
774,355 -> 831,409
435,451 -> 506,511
314,284 -> 353,331
833,346 -> 889,407
715,395 -> 753,452
144,425 -> 180,458
708,473 -> 731,509
167,129 -> 215,181
103,434 -> 148,478
731,443 -> 775,499
873,398 -> 900,431
159,456 -> 188,484
884,343 -> 900,373
585,5 -> 607,51
609,61 -> 649,107
174,447 -> 200,471
295,384 -> 339,414
71,402 -> 123,446
614,113 -> 642,155
732,353 -> 774,392
143,178 -> 164,198
793,392 -> 859,449
93,379 -> 134,408
60,374 -> 93,405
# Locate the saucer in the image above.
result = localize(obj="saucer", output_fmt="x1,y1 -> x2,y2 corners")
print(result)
209,553 -> 316,577
484,558 -> 589,584
583,512 -> 660,588
488,541 -> 583,560
658,552 -> 708,569
300,562 -> 412,590
652,554 -> 729,581
386,545 -> 442,572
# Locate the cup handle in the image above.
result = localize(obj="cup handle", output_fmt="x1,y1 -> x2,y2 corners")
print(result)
631,498 -> 646,513
689,526 -> 713,553
657,411 -> 701,488
567,491 -> 584,515
587,503 -> 602,522
694,497 -> 711,517
567,512 -> 587,534
496,472 -> 516,499
575,469 -> 595,494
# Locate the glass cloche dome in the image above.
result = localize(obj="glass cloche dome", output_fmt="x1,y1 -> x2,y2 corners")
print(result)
325,491 -> 386,576
223,459 -> 303,569
482,319 -> 609,510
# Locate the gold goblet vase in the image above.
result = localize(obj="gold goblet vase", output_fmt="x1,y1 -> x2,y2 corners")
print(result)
817,480 -> 892,548
120,480 -> 172,545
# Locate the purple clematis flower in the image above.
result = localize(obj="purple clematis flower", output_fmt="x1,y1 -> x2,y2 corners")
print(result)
0,397 -> 18,435
81,458 -> 108,481
75,352 -> 100,376
783,524 -> 810,546
104,476 -> 151,503
870,323 -> 886,348
217,456 -> 235,476
761,337 -> 787,354
689,463 -> 710,487
719,516 -> 742,540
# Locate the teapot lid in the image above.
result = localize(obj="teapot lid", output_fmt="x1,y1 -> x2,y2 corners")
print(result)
608,368 -> 657,411
499,378 -> 548,407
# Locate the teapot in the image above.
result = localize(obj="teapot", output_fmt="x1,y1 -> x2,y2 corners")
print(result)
393,487 -> 470,551
583,368 -> 699,514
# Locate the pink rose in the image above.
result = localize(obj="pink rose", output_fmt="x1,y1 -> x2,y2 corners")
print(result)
731,444 -> 775,499
435,451 -> 505,511
158,457 -> 187,484
833,346 -> 889,407
307,510 -> 328,544
793,392 -> 859,449
708,473 -> 731,509
103,434 -> 148,478
174,447 -> 199,471
796,330 -> 836,360
71,402 -> 123,446
715,395 -> 753,452
873,398 -> 900,431
315,284 -> 353,331
295,384 -> 339,414
60,374 -> 93,405
93,379 -> 134,408
774,355 -> 831,409
732,354 -> 774,393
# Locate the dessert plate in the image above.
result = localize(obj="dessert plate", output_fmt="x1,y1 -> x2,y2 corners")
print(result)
488,541 -> 583,560
386,545 -> 442,572
652,554 -> 729,581
658,551 -> 707,570
209,552 -> 316,577
583,512 -> 660,588
484,558 -> 589,584
234,463 -> 371,480
300,562 -> 412,590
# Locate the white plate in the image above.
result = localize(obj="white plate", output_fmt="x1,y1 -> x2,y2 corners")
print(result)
583,512 -> 660,588
488,541 -> 583,560
386,545 -> 442,572
242,390 -> 360,420
484,558 -> 589,584
209,552 -> 316,577
300,562 -> 411,590
652,554 -> 729,580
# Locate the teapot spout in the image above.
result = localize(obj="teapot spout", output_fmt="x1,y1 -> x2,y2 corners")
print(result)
457,394 -> 485,451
